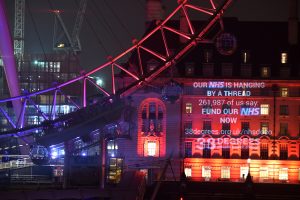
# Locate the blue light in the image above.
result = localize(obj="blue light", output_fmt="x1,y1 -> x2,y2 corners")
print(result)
51,149 -> 58,159
81,152 -> 87,156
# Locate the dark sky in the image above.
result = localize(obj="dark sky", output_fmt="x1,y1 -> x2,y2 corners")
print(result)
4,0 -> 300,70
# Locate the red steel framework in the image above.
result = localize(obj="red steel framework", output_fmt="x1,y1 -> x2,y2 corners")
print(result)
0,0 -> 233,142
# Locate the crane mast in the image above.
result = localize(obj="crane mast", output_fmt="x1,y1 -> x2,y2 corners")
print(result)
14,0 -> 25,61
53,0 -> 87,54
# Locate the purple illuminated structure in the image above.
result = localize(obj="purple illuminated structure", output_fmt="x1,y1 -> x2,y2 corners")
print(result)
0,0 -> 22,120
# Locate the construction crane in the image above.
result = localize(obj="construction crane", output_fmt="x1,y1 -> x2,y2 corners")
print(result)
53,0 -> 87,54
14,0 -> 25,60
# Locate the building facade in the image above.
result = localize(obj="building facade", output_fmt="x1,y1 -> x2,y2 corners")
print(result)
110,19 -> 300,184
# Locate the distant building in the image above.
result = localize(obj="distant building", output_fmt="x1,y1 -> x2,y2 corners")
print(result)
0,53 -> 80,154
108,18 -> 300,184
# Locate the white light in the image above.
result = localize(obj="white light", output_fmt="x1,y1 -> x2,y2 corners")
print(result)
51,150 -> 58,159
82,152 -> 87,156
96,77 -> 103,86
34,60 -> 38,65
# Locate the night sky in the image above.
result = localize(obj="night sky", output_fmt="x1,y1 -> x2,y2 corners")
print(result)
3,0 -> 300,70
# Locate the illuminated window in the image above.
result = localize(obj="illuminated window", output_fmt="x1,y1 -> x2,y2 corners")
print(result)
202,166 -> 211,179
260,104 -> 269,115
279,105 -> 289,115
280,88 -> 289,97
281,52 -> 288,64
260,167 -> 269,179
279,168 -> 288,180
260,122 -> 269,135
147,141 -> 156,157
240,167 -> 249,179
280,123 -> 288,136
184,142 -> 192,157
261,67 -> 270,78
107,158 -> 123,184
221,166 -> 230,179
241,51 -> 250,63
184,166 -> 192,178
279,144 -> 288,160
186,103 -> 192,114
260,143 -> 269,159
107,140 -> 118,157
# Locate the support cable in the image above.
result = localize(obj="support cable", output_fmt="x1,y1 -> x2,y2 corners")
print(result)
26,0 -> 47,60
88,0 -> 125,51
103,0 -> 134,39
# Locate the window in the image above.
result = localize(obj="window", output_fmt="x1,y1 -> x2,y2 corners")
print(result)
203,142 -> 211,158
241,122 -> 250,134
184,166 -> 192,178
279,144 -> 288,160
202,63 -> 214,77
202,121 -> 212,134
280,88 -> 289,97
107,140 -> 118,157
260,122 -> 269,135
241,141 -> 249,159
241,64 -> 252,77
260,104 -> 269,115
280,123 -> 288,136
185,103 -> 192,114
260,167 -> 269,179
241,51 -> 250,63
221,166 -> 230,179
281,52 -> 288,64
280,105 -> 289,115
185,142 -> 192,157
184,121 -> 193,134
222,104 -> 231,114
261,67 -> 270,78
221,123 -> 231,135
279,168 -> 288,181
202,166 -> 211,179
260,144 -> 269,159
240,167 -> 249,179
140,101 -> 165,137
222,141 -> 230,159
203,49 -> 213,63
147,141 -> 156,157
202,105 -> 212,114
107,158 -> 123,184
221,63 -> 233,77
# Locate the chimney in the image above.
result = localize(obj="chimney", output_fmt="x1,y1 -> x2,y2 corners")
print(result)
145,0 -> 164,29
288,0 -> 298,45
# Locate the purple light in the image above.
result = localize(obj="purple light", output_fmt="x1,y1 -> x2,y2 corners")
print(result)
0,0 -> 22,116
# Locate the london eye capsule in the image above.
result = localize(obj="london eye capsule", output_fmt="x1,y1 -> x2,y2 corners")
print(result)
161,80 -> 183,103
29,145 -> 50,165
